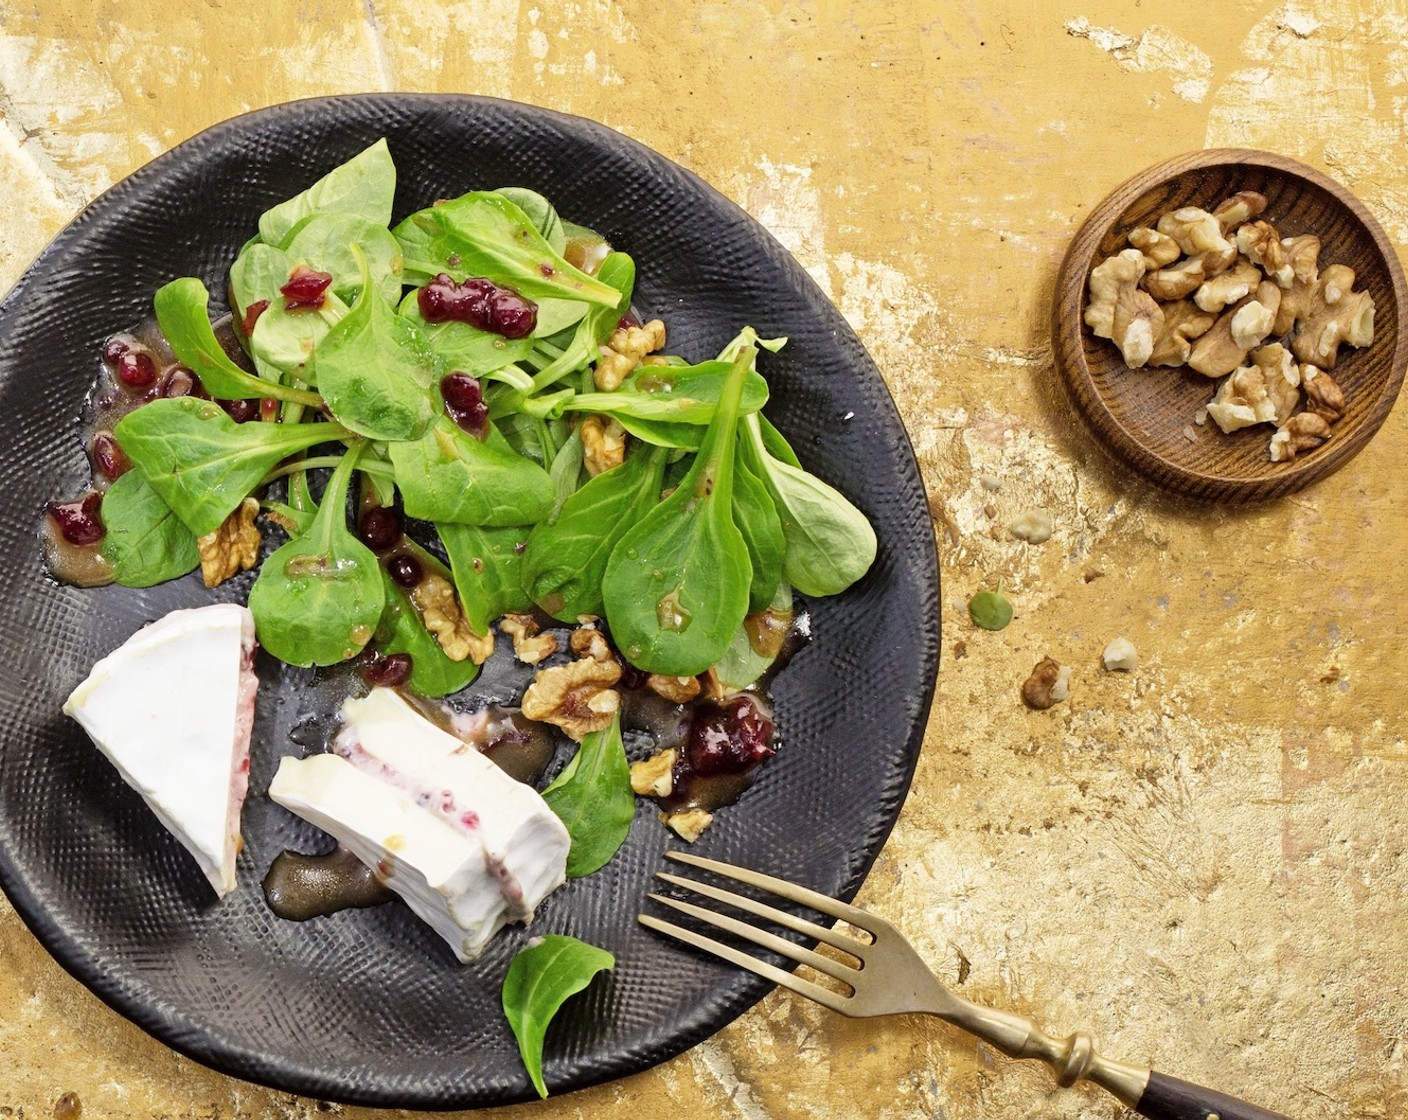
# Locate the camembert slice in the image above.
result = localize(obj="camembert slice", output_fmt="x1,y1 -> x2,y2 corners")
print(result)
62,603 -> 259,897
269,688 -> 570,962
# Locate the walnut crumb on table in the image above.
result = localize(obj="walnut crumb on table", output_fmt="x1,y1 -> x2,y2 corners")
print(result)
1021,657 -> 1070,710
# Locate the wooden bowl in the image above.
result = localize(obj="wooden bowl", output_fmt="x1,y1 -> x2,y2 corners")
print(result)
1052,148 -> 1408,502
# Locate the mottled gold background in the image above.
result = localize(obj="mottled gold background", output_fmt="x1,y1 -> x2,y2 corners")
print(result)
2,2 -> 1405,1117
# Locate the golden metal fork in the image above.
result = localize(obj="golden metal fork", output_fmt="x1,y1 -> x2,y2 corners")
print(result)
641,852 -> 1288,1120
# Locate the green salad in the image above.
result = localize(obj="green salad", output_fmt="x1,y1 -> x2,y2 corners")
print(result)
84,137 -> 877,693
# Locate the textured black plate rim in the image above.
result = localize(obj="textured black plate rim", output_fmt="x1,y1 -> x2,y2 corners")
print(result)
0,93 -> 940,1108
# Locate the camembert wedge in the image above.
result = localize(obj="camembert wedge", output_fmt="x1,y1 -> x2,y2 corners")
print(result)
269,688 -> 570,962
63,603 -> 259,897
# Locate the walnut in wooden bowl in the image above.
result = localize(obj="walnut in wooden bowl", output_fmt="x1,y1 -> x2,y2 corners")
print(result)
1052,149 -> 1408,503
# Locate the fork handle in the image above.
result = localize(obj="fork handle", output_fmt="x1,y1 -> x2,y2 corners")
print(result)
1135,1070 -> 1290,1120
939,999 -> 1289,1120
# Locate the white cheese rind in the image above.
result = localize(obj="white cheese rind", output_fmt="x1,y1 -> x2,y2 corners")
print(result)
270,689 -> 569,962
62,603 -> 257,897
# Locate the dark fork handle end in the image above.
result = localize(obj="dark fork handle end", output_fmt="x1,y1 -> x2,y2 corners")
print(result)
1136,1070 -> 1290,1120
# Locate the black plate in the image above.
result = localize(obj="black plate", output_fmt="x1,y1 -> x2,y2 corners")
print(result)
0,95 -> 938,1107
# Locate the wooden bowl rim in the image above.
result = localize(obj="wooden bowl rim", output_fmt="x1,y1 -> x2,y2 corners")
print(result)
1052,147 -> 1408,503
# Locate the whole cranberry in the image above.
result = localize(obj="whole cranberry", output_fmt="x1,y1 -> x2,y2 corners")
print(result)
358,507 -> 403,552
361,650 -> 413,688
219,397 -> 259,423
440,373 -> 489,440
90,432 -> 129,480
101,337 -> 130,366
386,552 -> 423,589
47,493 -> 105,546
159,366 -> 199,398
116,351 -> 157,389
685,697 -> 775,776
416,274 -> 456,321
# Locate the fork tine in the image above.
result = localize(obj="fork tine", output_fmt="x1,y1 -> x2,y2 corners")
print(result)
664,851 -> 878,932
655,871 -> 870,957
647,892 -> 861,986
638,913 -> 852,1014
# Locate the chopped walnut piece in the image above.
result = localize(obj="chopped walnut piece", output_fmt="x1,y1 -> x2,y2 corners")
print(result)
1156,206 -> 1233,256
646,673 -> 701,703
1127,226 -> 1181,269
1235,221 -> 1291,286
1292,282 -> 1375,370
570,619 -> 616,663
409,572 -> 494,664
663,807 -> 714,843
1212,190 -> 1267,232
1207,346 -> 1299,433
1142,257 -> 1206,302
1272,234 -> 1323,333
593,350 -> 635,392
522,656 -> 622,740
1188,293 -> 1259,377
1268,411 -> 1333,462
197,497 -> 260,588
1302,365 -> 1346,422
1194,258 -> 1260,313
1229,281 -> 1280,350
1085,249 -> 1162,367
698,667 -> 727,700
610,319 -> 668,360
580,414 -> 627,477
630,749 -> 677,797
593,319 -> 668,391
1196,243 -> 1240,280
500,613 -> 559,664
1021,657 -> 1071,710
1149,299 -> 1216,367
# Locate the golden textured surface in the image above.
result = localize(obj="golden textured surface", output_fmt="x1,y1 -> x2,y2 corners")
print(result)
4,2 -> 1407,1117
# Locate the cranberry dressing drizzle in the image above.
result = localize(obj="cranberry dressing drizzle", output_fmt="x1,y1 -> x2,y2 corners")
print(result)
43,315 -> 264,588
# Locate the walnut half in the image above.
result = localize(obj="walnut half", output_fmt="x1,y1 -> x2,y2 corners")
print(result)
521,656 -> 622,740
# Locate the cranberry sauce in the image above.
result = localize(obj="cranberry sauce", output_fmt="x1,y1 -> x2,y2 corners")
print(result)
418,273 -> 537,339
440,373 -> 489,439
665,694 -> 777,814
279,266 -> 333,310
262,845 -> 395,921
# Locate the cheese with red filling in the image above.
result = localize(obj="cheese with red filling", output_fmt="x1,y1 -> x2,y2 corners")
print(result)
269,688 -> 569,962
62,603 -> 259,898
